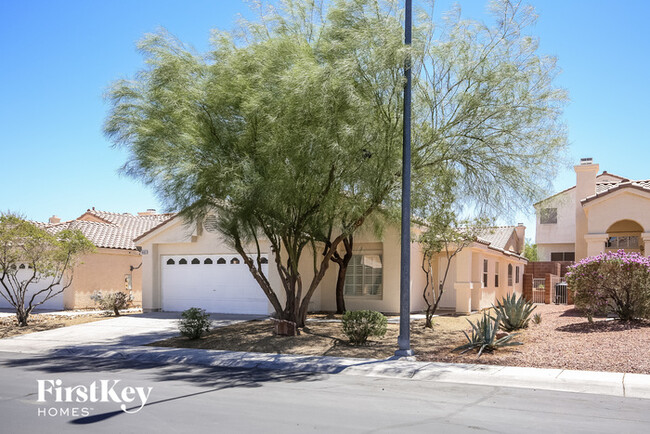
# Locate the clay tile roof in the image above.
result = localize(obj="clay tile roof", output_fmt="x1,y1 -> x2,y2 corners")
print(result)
476,226 -> 515,251
582,180 -> 650,204
38,210 -> 174,250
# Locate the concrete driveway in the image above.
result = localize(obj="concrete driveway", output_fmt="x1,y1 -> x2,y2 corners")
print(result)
0,312 -> 264,354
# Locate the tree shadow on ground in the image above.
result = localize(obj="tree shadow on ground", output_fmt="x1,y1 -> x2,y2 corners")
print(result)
0,352 -> 322,389
555,319 -> 650,334
1,352 -> 323,425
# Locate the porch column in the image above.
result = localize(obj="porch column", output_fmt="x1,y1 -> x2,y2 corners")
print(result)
584,234 -> 608,258
454,249 -> 473,314
642,233 -> 650,257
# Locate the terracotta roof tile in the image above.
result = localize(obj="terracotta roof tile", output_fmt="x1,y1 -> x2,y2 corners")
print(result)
38,210 -> 174,250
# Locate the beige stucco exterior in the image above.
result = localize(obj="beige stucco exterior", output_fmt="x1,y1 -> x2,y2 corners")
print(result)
535,160 -> 650,261
63,248 -> 143,309
136,217 -> 526,315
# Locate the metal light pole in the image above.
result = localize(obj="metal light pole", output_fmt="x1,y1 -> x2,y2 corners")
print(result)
395,0 -> 414,358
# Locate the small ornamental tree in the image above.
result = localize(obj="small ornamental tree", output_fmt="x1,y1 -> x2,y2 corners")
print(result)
0,213 -> 94,326
565,250 -> 650,322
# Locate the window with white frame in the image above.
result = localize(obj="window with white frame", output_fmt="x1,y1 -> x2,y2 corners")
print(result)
482,259 -> 488,288
494,262 -> 500,287
507,264 -> 513,287
344,254 -> 383,297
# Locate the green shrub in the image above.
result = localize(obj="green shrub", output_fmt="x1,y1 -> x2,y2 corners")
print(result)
90,291 -> 133,316
453,312 -> 522,357
493,292 -> 536,331
566,251 -> 650,321
179,307 -> 211,339
532,313 -> 542,325
341,310 -> 387,345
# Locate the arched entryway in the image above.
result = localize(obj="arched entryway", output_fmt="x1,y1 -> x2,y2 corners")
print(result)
606,220 -> 644,254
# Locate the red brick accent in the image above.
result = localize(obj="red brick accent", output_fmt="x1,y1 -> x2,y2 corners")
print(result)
524,261 -> 573,278
544,274 -> 553,304
523,273 -> 533,303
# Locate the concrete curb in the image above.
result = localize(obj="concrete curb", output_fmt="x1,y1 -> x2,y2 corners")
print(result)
53,345 -> 650,400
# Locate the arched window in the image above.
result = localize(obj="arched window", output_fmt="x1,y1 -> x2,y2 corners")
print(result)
230,257 -> 240,264
204,258 -> 213,264
179,258 -> 188,265
216,257 -> 226,264
191,258 -> 200,264
260,257 -> 268,264
19,264 -> 25,269
166,258 -> 175,265
508,264 -> 513,286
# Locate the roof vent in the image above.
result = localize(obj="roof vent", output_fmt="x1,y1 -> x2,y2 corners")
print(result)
138,209 -> 157,216
580,157 -> 593,165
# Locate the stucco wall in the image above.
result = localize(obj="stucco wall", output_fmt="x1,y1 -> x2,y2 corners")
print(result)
65,248 -> 143,309
584,189 -> 650,234
537,243 -> 576,262
535,189 -> 576,245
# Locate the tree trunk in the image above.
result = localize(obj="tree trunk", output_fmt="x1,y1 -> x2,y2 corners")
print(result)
16,310 -> 29,327
425,306 -> 434,328
332,235 -> 353,314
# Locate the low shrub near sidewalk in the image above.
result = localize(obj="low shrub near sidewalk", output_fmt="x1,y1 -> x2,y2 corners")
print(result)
566,250 -> 650,321
90,291 -> 133,316
179,307 -> 211,339
341,310 -> 387,345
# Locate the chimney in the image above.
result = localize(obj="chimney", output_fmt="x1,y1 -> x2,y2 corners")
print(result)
48,215 -> 61,224
514,223 -> 526,254
138,209 -> 157,216
575,158 -> 599,260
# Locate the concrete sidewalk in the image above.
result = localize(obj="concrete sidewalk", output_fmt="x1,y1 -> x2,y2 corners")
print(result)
51,344 -> 650,400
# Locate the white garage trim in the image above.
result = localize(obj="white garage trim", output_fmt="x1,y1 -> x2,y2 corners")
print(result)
161,254 -> 270,314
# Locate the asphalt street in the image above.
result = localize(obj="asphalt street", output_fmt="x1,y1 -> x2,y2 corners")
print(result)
0,351 -> 648,433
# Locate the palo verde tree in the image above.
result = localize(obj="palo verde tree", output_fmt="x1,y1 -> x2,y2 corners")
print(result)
0,213 -> 94,326
105,0 -> 404,329
105,0 -> 568,330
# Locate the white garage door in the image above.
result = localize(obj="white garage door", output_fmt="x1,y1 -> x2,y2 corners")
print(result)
0,266 -> 64,310
161,254 -> 270,314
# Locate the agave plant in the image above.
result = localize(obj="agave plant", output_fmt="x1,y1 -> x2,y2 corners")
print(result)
453,312 -> 522,357
493,292 -> 537,332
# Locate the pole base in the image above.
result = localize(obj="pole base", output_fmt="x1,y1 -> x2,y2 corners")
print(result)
394,349 -> 415,358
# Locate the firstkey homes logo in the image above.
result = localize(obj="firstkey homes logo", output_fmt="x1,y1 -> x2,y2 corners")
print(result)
36,379 -> 153,417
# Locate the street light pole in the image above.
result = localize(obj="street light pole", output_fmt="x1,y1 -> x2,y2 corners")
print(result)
396,0 -> 414,358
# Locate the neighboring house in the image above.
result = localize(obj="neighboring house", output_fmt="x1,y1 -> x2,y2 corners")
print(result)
535,158 -> 650,262
0,208 -> 173,311
135,215 -> 526,316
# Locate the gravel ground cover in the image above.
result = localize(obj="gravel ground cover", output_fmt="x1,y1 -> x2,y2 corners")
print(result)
150,304 -> 650,374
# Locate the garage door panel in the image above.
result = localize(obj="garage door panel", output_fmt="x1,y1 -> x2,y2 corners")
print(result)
161,254 -> 269,314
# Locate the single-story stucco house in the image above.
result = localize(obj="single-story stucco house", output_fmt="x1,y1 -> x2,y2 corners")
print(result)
135,215 -> 527,316
0,208 -> 173,311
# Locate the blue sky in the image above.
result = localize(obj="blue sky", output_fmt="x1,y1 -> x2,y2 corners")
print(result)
1,1 -> 649,241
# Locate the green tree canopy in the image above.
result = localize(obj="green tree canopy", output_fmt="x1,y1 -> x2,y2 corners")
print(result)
0,213 -> 94,326
105,0 -> 567,328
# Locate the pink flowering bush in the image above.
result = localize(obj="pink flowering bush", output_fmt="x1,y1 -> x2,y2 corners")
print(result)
565,250 -> 650,321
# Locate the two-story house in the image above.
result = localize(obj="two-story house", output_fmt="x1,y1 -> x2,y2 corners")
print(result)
535,158 -> 650,262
